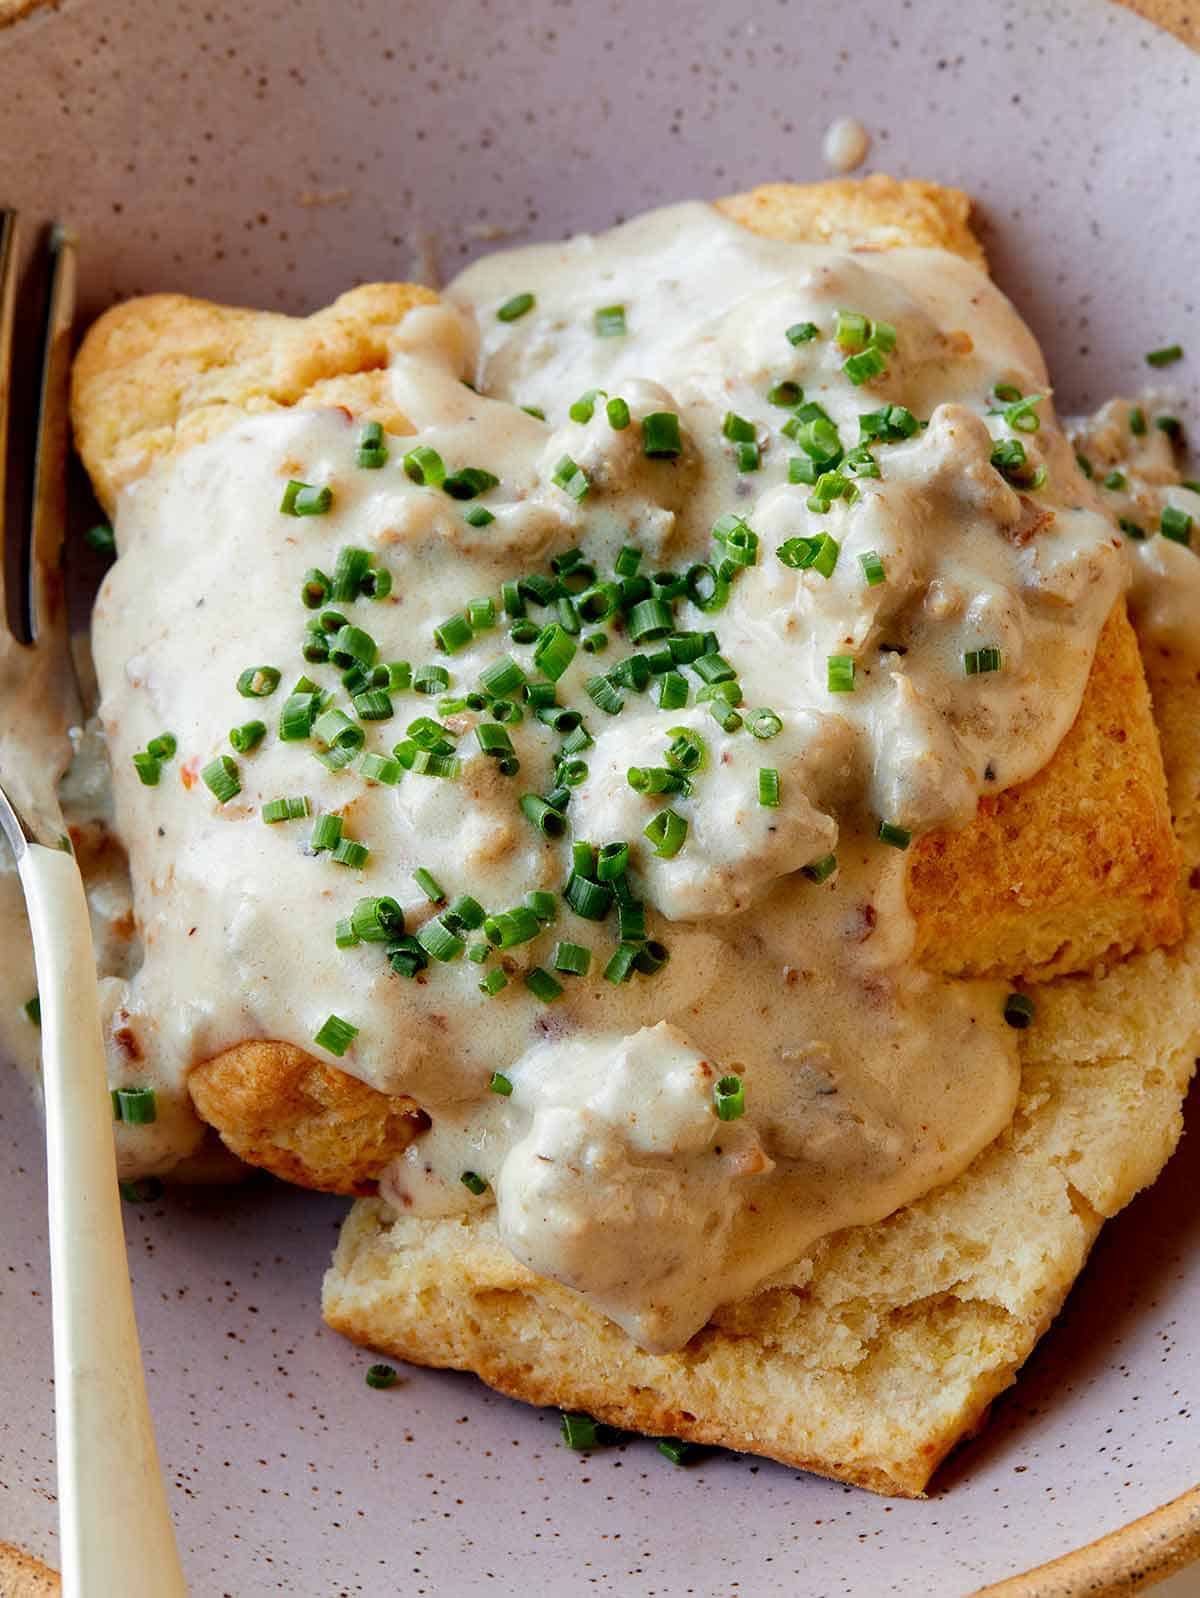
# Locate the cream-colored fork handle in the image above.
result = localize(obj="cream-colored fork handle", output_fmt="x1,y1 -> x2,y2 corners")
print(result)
20,841 -> 188,1598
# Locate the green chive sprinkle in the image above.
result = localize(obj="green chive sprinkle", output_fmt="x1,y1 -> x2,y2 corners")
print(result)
553,941 -> 592,976
827,655 -> 855,693
112,1086 -> 157,1125
606,396 -> 631,430
641,412 -> 683,459
594,304 -> 626,338
644,808 -> 687,858
489,1071 -> 513,1096
656,1438 -> 694,1466
229,720 -> 267,754
413,867 -> 446,903
443,467 -> 500,501
1004,992 -> 1035,1029
262,795 -> 310,824
132,751 -> 161,786
786,321 -> 818,345
85,522 -> 116,555
23,994 -> 40,1026
801,853 -> 838,884
497,291 -> 535,322
1146,344 -> 1183,368
551,455 -> 591,502
1161,506 -> 1193,546
236,666 -> 281,699
314,1014 -> 358,1056
479,968 -> 508,996
281,481 -> 333,516
201,755 -> 240,804
877,819 -> 912,850
524,967 -> 564,1003
403,446 -> 446,487
964,646 -> 1003,675
1075,452 -> 1094,479
713,1075 -> 745,1121
1129,406 -> 1147,437
758,768 -> 781,807
365,1363 -> 400,1389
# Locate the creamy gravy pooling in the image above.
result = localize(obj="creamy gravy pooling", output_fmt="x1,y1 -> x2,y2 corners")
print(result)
88,202 -> 1136,1349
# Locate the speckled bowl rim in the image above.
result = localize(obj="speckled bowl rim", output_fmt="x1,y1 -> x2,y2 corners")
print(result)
976,1480 -> 1200,1595
1,0 -> 1197,1590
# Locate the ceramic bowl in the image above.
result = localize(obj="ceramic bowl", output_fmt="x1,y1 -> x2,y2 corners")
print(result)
1,1 -> 1197,1590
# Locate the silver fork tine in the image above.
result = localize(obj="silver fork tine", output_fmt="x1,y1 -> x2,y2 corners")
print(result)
0,209 -> 19,643
28,223 -> 77,645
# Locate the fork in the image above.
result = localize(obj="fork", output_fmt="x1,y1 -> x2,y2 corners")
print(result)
0,214 -> 188,1598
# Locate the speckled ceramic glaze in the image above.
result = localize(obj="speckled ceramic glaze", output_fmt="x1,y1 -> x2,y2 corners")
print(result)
0,1 -> 1198,1592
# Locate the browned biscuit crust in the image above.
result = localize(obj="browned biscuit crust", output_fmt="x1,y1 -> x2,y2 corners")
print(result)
71,281 -> 437,513
910,601 -> 1182,977
186,1042 -> 425,1195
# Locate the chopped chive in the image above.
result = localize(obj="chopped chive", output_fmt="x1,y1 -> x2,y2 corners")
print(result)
1001,394 -> 1043,433
563,873 -> 613,922
553,941 -> 592,976
644,808 -> 687,858
1074,451 -> 1094,479
281,480 -> 333,516
301,568 -> 330,609
767,379 -> 803,407
533,623 -> 577,681
335,917 -> 358,948
1155,415 -> 1183,442
446,893 -> 486,931
229,720 -> 267,754
585,674 -> 624,715
1004,991 -> 1035,1029
146,732 -> 176,762
350,895 -> 405,943
262,795 -> 310,823
119,1178 -> 163,1204
519,793 -> 566,836
722,411 -> 756,444
656,1438 -> 694,1466
23,994 -> 40,1026
713,1074 -> 745,1121
443,466 -> 500,501
524,967 -> 564,1003
1102,470 -> 1127,492
434,613 -> 474,654
569,387 -> 606,424
113,1086 -> 157,1125
479,654 -> 526,698
1161,506 -> 1193,545
857,549 -> 887,587
594,304 -> 626,338
85,522 -> 116,555
314,708 -> 365,751
1118,517 -> 1147,541
413,664 -> 451,695
365,1363 -> 400,1390
835,309 -> 870,351
551,454 -> 591,502
1146,344 -> 1183,368
1129,406 -> 1147,437
603,943 -> 640,984
489,1071 -> 514,1096
801,853 -> 838,884
786,320 -> 818,345
484,906 -> 541,948
479,968 -> 508,996
331,837 -> 370,868
331,547 -> 372,602
641,411 -> 683,458
412,867 -> 445,903
735,441 -> 761,471
417,915 -> 464,962
858,403 -> 919,442
352,689 -> 394,721
237,665 -> 281,699
877,819 -> 912,850
758,768 -> 781,807
658,671 -> 688,710
201,755 -> 240,804
497,291 -> 535,322
132,751 -> 161,786
468,597 -> 496,632
525,889 -> 558,922
606,396 -> 631,430
964,645 -> 1003,675
843,346 -> 887,385
402,445 -> 446,487
827,655 -> 855,694
314,1014 -> 358,1056
311,814 -> 344,852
